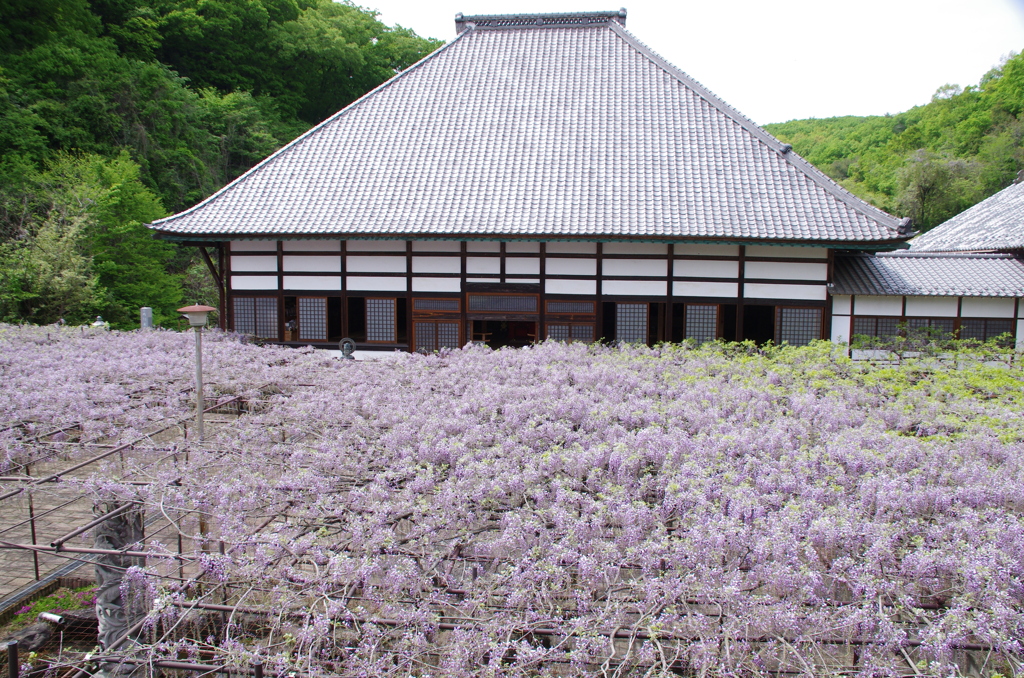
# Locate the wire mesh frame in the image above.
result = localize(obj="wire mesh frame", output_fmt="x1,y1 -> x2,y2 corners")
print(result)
297,297 -> 328,342
684,304 -> 718,343
366,298 -> 397,343
233,297 -> 278,340
775,307 -> 823,347
615,303 -> 648,344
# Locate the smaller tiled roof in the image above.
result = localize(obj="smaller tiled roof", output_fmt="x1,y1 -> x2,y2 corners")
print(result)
833,252 -> 1024,297
909,179 -> 1024,252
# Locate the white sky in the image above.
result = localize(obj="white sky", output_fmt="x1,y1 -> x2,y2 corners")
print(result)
364,0 -> 1024,125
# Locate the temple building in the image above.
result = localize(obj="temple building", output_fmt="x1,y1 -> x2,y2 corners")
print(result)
148,10 -> 1023,351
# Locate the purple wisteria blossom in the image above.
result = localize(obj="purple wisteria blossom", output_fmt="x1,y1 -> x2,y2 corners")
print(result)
3,325 -> 1023,676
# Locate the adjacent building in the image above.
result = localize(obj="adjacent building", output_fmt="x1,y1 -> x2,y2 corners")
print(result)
149,10 -> 1022,351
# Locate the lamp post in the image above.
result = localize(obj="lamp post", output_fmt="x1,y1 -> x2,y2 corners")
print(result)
178,305 -> 217,442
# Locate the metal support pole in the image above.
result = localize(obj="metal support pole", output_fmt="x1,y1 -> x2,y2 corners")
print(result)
195,326 -> 204,442
7,639 -> 18,678
26,462 -> 39,580
253,661 -> 263,678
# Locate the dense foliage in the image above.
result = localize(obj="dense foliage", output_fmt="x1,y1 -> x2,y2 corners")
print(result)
4,327 -> 1024,676
0,0 -> 441,327
765,51 -> 1024,232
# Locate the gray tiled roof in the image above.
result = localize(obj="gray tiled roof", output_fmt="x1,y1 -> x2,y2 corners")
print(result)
909,180 -> 1024,252
833,252 -> 1024,297
150,13 -> 906,244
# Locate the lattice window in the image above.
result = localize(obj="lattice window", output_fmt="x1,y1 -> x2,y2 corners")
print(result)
468,295 -> 538,313
437,322 -> 460,349
775,307 -> 822,346
684,304 -> 717,343
234,297 -> 255,335
571,324 -> 595,343
297,297 -> 327,341
960,318 -> 1014,343
255,298 -> 277,338
547,324 -> 570,341
547,323 -> 595,343
366,298 -> 397,342
905,317 -> 956,340
233,297 -> 278,339
615,303 -> 648,343
415,321 -> 460,352
414,321 -> 437,353
547,301 -> 596,314
413,298 -> 460,312
852,316 -> 901,339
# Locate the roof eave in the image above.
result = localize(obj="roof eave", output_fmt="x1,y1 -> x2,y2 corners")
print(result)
151,228 -> 909,250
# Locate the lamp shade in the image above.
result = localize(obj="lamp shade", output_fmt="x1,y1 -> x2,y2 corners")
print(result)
177,305 -> 217,327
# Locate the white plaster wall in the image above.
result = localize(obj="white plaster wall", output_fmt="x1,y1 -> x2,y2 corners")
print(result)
412,240 -> 461,252
744,261 -> 828,281
546,279 -> 597,295
346,256 -> 406,273
602,280 -> 667,296
745,245 -> 828,259
961,297 -> 1016,318
282,255 -> 341,272
231,276 -> 278,290
282,240 -> 340,251
412,256 -> 461,274
283,276 -> 342,290
674,244 -> 739,257
674,260 -> 739,278
830,315 -> 852,343
603,242 -> 667,255
853,295 -> 903,316
346,239 -> 406,251
412,277 -> 461,292
672,281 -> 738,298
346,276 -> 407,291
904,296 -> 958,317
547,258 -> 597,276
1018,320 -> 1024,350
547,242 -> 597,254
468,277 -> 501,283
467,241 -> 500,252
603,259 -> 667,277
745,283 -> 827,301
831,295 -> 852,315
506,258 -> 540,275
230,240 -> 276,251
516,278 -> 540,283
506,241 -> 540,253
231,255 -> 278,272
467,257 -> 500,274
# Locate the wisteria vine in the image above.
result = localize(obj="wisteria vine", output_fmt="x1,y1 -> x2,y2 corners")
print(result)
3,325 -> 1024,677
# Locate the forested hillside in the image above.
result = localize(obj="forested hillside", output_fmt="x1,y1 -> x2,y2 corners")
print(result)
1,1 -> 1021,329
765,51 -> 1024,234
0,0 -> 440,327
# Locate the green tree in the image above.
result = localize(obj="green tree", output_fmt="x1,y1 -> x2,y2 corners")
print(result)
0,212 -> 101,324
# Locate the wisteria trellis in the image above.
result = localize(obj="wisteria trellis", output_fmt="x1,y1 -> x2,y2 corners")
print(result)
2,325 -> 1024,677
